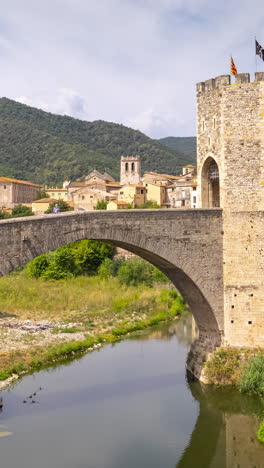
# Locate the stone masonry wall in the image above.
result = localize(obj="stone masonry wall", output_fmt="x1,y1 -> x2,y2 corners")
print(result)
196,73 -> 264,348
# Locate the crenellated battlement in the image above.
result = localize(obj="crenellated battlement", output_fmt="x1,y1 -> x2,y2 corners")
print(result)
121,155 -> 141,161
197,72 -> 264,93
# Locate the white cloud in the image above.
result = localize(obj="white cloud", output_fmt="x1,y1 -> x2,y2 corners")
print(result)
2,0 -> 264,137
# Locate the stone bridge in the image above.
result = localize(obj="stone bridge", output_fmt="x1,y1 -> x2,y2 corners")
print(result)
0,209 -> 223,377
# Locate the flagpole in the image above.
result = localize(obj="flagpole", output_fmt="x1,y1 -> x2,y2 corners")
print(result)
255,36 -> 258,73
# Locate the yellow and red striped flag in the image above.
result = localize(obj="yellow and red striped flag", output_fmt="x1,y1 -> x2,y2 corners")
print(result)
231,57 -> 237,75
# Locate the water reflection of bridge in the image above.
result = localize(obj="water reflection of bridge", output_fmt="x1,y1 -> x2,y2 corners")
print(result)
176,381 -> 264,468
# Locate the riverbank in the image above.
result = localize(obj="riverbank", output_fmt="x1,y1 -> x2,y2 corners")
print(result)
0,273 -> 187,388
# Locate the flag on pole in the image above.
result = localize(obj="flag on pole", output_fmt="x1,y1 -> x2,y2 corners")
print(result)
255,39 -> 264,61
231,57 -> 238,75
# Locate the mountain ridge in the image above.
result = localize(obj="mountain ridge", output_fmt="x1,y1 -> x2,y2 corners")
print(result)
0,97 -> 196,185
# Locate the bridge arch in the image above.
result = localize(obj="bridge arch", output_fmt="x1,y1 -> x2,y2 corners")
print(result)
0,210 -> 224,377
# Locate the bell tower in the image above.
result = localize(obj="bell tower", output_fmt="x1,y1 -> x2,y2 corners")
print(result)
120,155 -> 141,185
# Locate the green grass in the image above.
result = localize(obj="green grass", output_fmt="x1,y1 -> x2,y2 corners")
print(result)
257,420 -> 264,443
239,354 -> 264,395
0,272 -> 187,382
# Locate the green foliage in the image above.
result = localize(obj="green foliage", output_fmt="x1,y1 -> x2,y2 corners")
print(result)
11,204 -> 33,217
0,210 -> 11,219
204,348 -> 242,385
98,258 -> 114,279
239,354 -> 264,395
135,200 -> 161,209
26,240 -> 114,280
94,200 -> 107,210
117,258 -> 153,287
35,189 -> 49,200
257,420 -> 264,443
158,136 -> 196,163
26,254 -> 50,278
160,289 -> 185,315
45,199 -> 72,213
0,97 -> 194,185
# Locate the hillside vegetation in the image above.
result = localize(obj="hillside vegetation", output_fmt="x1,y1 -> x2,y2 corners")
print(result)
0,98 -> 195,185
158,136 -> 196,164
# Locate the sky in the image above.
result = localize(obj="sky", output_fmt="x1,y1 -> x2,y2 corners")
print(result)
0,0 -> 264,138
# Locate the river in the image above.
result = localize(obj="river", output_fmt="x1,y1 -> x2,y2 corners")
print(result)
0,315 -> 263,467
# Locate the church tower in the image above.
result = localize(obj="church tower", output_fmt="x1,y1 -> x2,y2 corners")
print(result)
120,155 -> 141,185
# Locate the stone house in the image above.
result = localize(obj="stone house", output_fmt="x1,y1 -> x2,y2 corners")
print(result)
142,181 -> 167,206
71,187 -> 115,211
107,200 -> 129,210
45,188 -> 70,202
118,185 -> 147,207
0,177 -> 40,208
32,197 -> 57,214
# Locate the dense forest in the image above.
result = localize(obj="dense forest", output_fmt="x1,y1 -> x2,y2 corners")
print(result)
158,136 -> 196,162
0,98 -> 196,185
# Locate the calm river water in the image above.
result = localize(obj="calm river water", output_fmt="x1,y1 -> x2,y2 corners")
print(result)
0,315 -> 263,468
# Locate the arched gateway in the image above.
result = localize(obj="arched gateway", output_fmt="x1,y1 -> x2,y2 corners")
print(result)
0,209 -> 223,380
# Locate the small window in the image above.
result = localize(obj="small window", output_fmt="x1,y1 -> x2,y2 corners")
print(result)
125,162 -> 128,172
131,162 -> 135,172
181,200 -> 185,206
90,195 -> 93,198
120,191 -> 124,195
140,189 -> 144,194
193,196 -> 197,203
213,117 -> 216,129
3,185 -> 6,189
208,136 -> 211,146
193,186 -> 196,191
82,196 -> 85,200
58,193 -> 61,196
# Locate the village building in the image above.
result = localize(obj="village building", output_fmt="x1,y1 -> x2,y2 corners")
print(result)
107,200 -> 130,210
118,185 -> 147,207
0,177 -> 40,209
45,188 -> 69,202
71,187 -> 115,211
143,181 -> 167,206
32,198 -> 57,214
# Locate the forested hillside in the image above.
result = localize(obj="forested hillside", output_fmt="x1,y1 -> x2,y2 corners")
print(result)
158,136 -> 196,163
0,98 -> 194,185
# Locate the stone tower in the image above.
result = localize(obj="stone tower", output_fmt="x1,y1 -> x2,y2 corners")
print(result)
120,155 -> 141,185
196,72 -> 264,349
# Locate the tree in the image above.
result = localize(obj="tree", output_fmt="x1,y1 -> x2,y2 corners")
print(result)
45,199 -> 73,213
11,205 -> 34,217
35,189 -> 49,200
94,199 -> 107,210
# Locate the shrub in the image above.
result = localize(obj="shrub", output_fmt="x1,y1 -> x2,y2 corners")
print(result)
257,420 -> 264,443
94,200 -> 107,210
117,258 -> 153,286
45,200 -> 72,213
98,258 -> 114,279
239,353 -> 264,395
12,204 -> 33,217
26,254 -> 51,278
204,348 -> 241,384
26,240 -> 114,280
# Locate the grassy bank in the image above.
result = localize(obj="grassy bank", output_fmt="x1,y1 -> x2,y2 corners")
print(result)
0,273 -> 187,383
203,347 -> 264,442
